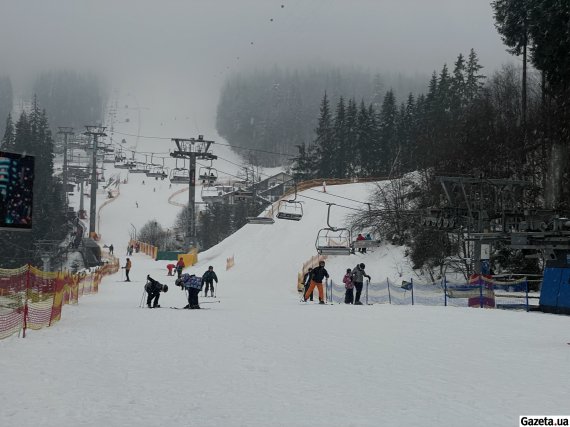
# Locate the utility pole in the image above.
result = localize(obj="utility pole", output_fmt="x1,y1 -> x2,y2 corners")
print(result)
170,135 -> 217,250
58,127 -> 74,209
84,126 -> 107,236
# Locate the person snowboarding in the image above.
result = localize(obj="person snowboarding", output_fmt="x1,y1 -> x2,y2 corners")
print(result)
202,266 -> 218,297
176,273 -> 203,309
176,258 -> 185,279
304,260 -> 329,304
351,263 -> 371,305
145,275 -> 168,308
122,258 -> 132,282
302,267 -> 314,301
343,268 -> 354,304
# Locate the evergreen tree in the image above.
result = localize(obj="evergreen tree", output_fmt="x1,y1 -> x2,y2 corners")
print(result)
1,113 -> 15,151
450,54 -> 466,112
332,97 -> 347,178
378,90 -> 398,176
313,93 -> 334,178
465,49 -> 485,102
0,76 -> 12,138
344,98 -> 359,178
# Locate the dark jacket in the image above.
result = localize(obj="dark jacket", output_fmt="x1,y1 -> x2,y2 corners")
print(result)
145,276 -> 163,294
311,266 -> 329,283
351,265 -> 371,283
202,270 -> 218,283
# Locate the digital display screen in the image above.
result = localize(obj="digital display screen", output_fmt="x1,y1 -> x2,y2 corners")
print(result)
0,151 -> 35,231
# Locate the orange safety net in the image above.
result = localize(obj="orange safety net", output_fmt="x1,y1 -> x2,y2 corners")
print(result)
0,259 -> 119,340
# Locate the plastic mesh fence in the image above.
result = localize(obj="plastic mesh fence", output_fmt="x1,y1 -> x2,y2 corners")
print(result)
326,275 -> 537,311
0,260 -> 119,340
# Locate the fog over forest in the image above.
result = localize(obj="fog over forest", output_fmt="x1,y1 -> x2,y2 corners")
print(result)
0,0 -> 512,129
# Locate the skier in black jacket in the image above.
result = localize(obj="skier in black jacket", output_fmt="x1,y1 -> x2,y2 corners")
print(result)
144,275 -> 168,308
202,266 -> 218,297
304,260 -> 329,304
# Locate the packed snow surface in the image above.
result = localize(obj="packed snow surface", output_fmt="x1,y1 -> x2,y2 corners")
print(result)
1,94 -> 569,427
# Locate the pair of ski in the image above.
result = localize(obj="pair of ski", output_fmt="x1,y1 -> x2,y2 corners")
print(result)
299,299 -> 331,305
170,300 -> 221,310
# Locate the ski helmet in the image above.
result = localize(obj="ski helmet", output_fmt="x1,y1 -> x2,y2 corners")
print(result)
163,284 -> 168,293
359,263 -> 365,269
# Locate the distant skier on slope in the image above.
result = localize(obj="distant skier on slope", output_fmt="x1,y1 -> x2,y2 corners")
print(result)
122,258 -> 132,282
202,266 -> 218,297
145,275 -> 168,308
176,258 -> 185,279
166,263 -> 176,276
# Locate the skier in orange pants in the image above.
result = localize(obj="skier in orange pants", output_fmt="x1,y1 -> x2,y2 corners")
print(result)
304,260 -> 329,304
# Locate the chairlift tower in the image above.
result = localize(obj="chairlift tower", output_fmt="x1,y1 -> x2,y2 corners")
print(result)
84,126 -> 107,235
170,135 -> 217,250
57,127 -> 74,210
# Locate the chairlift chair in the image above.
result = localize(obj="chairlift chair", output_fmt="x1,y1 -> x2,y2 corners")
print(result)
315,203 -> 352,255
246,205 -> 275,225
146,165 -> 166,178
276,183 -> 303,221
129,162 -> 150,174
169,168 -> 189,184
198,166 -> 218,184
115,159 -> 135,169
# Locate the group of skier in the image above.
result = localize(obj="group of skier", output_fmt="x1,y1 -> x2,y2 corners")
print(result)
143,265 -> 219,309
302,261 -> 371,305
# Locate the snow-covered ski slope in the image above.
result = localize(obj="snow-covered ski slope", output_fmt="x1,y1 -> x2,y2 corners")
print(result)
2,169 -> 570,427
3,88 -> 569,426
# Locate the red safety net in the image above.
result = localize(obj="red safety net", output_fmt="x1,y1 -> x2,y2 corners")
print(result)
0,259 -> 119,340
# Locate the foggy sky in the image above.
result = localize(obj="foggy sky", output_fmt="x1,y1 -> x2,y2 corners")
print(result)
0,0 -> 513,130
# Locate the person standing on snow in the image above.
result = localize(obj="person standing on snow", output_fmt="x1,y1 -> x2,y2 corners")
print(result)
302,267 -> 314,301
145,275 -> 168,308
304,260 -> 329,304
109,244 -> 114,255
122,258 -> 132,282
202,266 -> 218,297
343,268 -> 354,304
356,233 -> 365,253
176,258 -> 185,279
351,263 -> 371,305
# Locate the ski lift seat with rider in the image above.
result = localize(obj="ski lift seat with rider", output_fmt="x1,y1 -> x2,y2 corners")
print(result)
315,203 -> 352,256
169,168 -> 189,184
146,166 -> 167,179
199,165 -> 218,184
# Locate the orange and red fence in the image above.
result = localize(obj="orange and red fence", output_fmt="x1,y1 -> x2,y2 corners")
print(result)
0,260 -> 119,340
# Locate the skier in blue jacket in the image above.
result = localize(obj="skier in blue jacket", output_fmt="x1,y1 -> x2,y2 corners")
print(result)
176,273 -> 203,309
